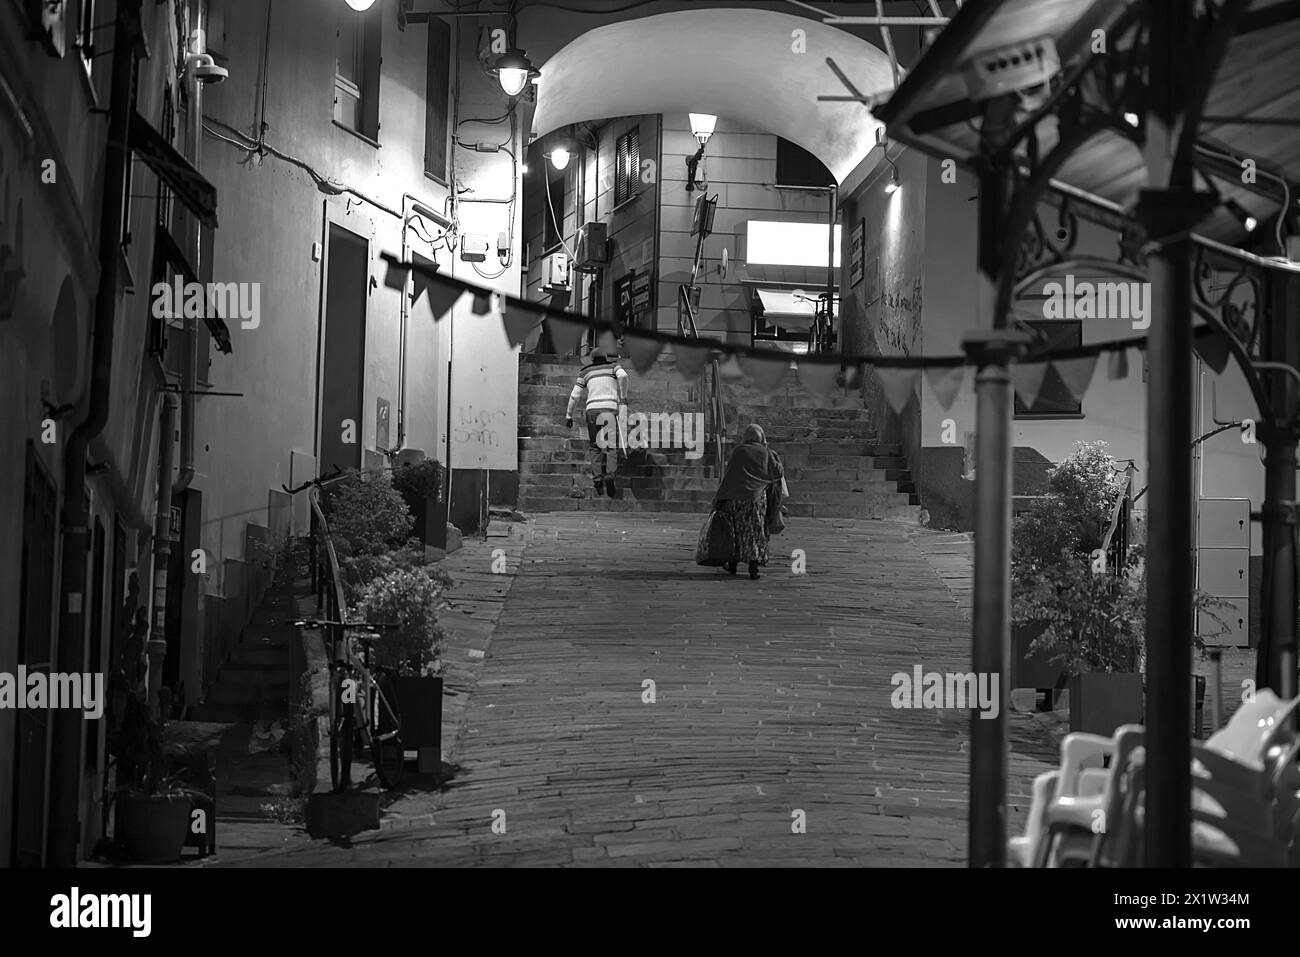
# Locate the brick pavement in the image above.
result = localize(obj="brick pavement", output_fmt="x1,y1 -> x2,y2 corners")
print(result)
217,513 -> 1058,867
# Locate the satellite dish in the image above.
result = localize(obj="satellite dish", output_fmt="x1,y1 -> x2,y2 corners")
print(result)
719,248 -> 729,279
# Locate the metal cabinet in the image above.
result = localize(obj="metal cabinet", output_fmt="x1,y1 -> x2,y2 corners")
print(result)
1196,498 -> 1250,648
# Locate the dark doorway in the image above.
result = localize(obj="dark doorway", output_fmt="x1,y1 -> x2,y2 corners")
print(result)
12,444 -> 58,867
320,223 -> 369,476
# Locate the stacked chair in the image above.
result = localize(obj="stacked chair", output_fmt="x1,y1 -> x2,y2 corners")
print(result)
1009,690 -> 1300,867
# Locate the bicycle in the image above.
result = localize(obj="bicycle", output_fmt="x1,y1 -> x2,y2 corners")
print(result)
293,618 -> 405,792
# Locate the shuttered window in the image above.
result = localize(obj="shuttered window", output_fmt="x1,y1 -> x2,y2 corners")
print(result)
424,16 -> 451,182
615,126 -> 639,206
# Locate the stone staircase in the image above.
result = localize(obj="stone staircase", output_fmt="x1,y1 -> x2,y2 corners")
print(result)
516,351 -> 922,522
192,576 -> 295,724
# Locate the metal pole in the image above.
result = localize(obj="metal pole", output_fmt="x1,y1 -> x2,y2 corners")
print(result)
963,157 -> 1022,868
1136,187 -> 1203,868
1259,428 -> 1298,699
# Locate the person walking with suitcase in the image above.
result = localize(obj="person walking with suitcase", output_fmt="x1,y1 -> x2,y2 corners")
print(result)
565,349 -> 628,497
711,423 -> 785,579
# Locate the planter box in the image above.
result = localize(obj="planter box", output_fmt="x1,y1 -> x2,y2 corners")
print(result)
1069,672 -> 1144,737
393,675 -> 442,771
119,793 -> 191,864
1011,622 -> 1066,698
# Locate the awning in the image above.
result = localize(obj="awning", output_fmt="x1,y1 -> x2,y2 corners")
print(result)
130,110 -> 218,229
755,288 -> 816,320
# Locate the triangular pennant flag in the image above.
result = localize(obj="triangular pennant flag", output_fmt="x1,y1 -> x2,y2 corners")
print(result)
420,273 -> 465,322
383,258 -> 410,291
924,365 -> 965,411
410,265 -> 438,306
671,340 -> 711,379
1010,361 -> 1050,408
876,367 -> 920,414
597,330 -> 620,358
717,355 -> 746,380
1193,329 -> 1231,374
546,315 -> 587,357
625,333 -> 663,374
1107,348 -> 1130,380
502,302 -> 541,348
840,362 -> 866,390
1052,354 -> 1099,403
796,360 -> 841,397
471,291 -> 492,315
739,352 -> 791,394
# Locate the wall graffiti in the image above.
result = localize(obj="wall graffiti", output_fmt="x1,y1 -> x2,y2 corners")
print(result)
453,404 -> 508,450
877,276 -> 923,355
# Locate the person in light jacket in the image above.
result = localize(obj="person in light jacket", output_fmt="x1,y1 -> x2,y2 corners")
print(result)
712,423 -> 784,579
565,349 -> 628,497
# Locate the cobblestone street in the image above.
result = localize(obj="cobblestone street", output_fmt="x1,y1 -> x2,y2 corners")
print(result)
221,513 -> 1059,866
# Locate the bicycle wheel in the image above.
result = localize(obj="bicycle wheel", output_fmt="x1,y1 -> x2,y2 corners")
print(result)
370,671 -> 404,789
329,667 -> 355,793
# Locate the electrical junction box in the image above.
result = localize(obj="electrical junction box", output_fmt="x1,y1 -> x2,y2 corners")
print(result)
543,251 -> 570,291
962,37 -> 1060,100
460,234 -> 490,263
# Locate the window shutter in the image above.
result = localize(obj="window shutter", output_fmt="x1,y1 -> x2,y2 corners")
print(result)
628,126 -> 640,199
615,133 -> 629,205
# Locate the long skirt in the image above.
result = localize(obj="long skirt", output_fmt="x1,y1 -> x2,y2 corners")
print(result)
717,494 -> 769,565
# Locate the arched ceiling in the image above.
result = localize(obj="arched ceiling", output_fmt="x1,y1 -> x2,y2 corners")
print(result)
529,8 -> 895,184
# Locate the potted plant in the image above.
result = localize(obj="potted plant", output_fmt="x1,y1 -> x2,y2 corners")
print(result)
356,566 -> 453,773
391,458 -> 446,550
1012,442 -> 1230,735
108,673 -> 191,863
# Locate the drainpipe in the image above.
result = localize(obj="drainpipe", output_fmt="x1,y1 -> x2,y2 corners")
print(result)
148,392 -> 180,717
174,7 -> 205,493
48,0 -> 142,869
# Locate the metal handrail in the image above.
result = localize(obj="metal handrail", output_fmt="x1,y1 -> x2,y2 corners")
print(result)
1100,464 -> 1136,577
308,487 -> 348,650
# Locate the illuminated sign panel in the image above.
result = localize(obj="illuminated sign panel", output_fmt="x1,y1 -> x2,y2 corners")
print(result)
745,221 -> 842,268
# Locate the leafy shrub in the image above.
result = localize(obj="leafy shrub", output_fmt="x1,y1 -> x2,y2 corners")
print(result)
325,469 -> 415,560
1012,441 -> 1229,674
391,458 -> 445,505
356,567 -> 451,676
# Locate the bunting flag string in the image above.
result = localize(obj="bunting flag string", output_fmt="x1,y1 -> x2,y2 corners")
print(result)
378,252 -> 1214,381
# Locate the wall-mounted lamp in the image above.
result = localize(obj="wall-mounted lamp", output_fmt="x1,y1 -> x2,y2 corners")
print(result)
547,147 -> 571,171
344,0 -> 377,10
685,113 -> 716,193
884,159 -> 900,193
689,113 -> 717,147
494,48 -> 540,97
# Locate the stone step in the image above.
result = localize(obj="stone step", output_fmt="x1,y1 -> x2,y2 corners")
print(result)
229,643 -> 291,667
519,460 -> 718,476
205,679 -> 291,707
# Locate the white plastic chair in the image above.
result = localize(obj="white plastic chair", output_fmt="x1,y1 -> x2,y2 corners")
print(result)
1092,693 -> 1300,867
